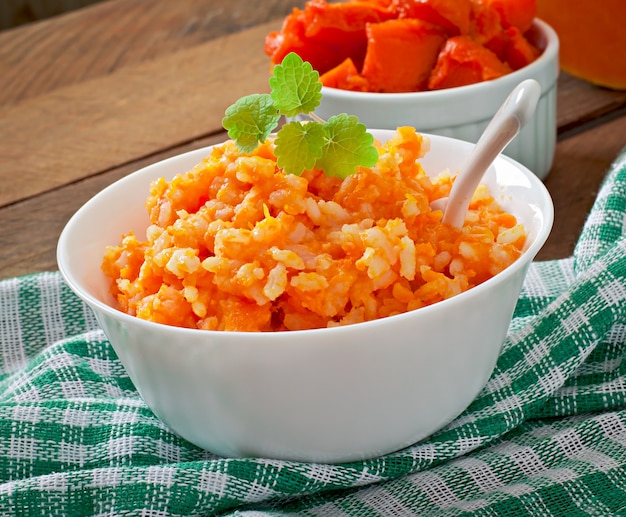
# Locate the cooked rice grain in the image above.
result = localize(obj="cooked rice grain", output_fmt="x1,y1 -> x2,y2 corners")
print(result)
102,127 -> 525,331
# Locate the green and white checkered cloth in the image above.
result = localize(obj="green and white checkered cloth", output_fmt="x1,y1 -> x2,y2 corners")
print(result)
2,148 -> 626,517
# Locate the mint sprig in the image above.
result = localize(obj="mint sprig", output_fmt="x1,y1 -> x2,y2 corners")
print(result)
222,52 -> 378,178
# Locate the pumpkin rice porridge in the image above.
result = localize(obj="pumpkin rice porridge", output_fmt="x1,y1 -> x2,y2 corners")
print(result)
102,126 -> 526,331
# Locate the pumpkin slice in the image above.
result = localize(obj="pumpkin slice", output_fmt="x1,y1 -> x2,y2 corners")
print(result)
305,0 -> 395,70
355,0 -> 395,7
428,35 -> 512,89
361,18 -> 446,92
265,8 -> 343,73
501,26 -> 540,70
468,1 -> 503,46
393,0 -> 472,35
266,0 -> 396,75
306,0 -> 395,43
320,58 -> 370,91
474,0 -> 536,32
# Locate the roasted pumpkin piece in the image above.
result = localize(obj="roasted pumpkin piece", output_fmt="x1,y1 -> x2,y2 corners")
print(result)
473,0 -> 536,33
361,18 -> 447,92
304,0 -> 395,70
265,8 -> 306,61
470,2 -> 538,68
482,32 -> 508,62
350,0 -> 395,8
306,0 -> 395,43
264,9 -> 308,65
500,26 -> 540,70
265,7 -> 354,74
393,0 -> 472,35
320,58 -> 370,91
468,1 -> 503,46
428,35 -> 513,90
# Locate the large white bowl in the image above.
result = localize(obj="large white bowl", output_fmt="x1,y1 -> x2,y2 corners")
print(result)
315,19 -> 559,180
57,130 -> 553,463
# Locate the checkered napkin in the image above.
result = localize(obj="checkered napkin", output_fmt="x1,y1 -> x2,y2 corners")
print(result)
2,148 -> 626,517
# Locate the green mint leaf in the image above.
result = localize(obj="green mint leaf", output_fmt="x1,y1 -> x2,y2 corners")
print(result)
222,93 -> 280,153
221,53 -> 378,178
274,121 -> 326,176
316,114 -> 379,179
269,52 -> 322,118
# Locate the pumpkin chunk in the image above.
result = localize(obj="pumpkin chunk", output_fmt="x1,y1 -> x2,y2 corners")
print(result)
361,18 -> 446,92
320,58 -> 370,91
468,1 -> 503,46
500,26 -> 540,70
475,0 -> 536,32
428,35 -> 512,90
265,8 -> 343,74
393,0 -> 472,35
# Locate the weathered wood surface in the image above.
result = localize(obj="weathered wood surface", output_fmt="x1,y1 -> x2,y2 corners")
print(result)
1,0 -> 625,279
0,0 -> 306,106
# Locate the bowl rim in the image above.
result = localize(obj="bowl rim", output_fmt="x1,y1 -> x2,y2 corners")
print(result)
57,132 -> 554,339
319,18 -> 559,100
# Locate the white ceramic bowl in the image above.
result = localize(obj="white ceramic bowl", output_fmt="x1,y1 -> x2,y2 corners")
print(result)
315,19 -> 559,180
57,130 -> 553,463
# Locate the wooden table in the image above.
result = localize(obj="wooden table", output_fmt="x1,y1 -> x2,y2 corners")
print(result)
1,0 -> 626,281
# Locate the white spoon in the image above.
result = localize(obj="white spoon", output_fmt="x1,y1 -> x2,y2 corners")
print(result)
437,79 -> 541,228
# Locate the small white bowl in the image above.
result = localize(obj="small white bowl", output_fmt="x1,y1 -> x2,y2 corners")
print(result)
57,130 -> 553,463
315,19 -> 559,180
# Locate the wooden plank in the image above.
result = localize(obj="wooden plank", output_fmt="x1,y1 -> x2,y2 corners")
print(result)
556,73 -> 626,134
0,20 -> 276,208
0,0 -> 303,107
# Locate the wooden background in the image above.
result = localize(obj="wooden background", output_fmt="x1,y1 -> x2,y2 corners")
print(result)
0,0 -> 104,29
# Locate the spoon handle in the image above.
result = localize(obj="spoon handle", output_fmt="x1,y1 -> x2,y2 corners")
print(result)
442,79 -> 542,228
